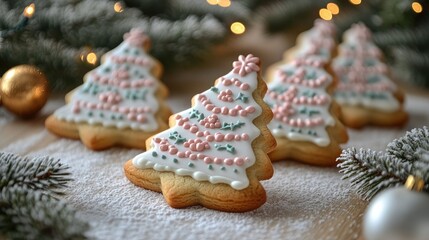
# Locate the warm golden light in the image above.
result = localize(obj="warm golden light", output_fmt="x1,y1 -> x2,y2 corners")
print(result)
207,0 -> 217,5
114,2 -> 124,13
230,22 -> 246,35
86,52 -> 98,65
23,3 -> 35,18
327,3 -> 340,15
412,2 -> 423,13
349,0 -> 362,5
218,0 -> 231,7
319,8 -> 333,21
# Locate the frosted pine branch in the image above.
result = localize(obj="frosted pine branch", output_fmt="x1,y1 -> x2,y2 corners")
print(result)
338,127 -> 429,200
337,148 -> 412,200
387,126 -> 429,162
0,187 -> 89,240
0,152 -> 72,196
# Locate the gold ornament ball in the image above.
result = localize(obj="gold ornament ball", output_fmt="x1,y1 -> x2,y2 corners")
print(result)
0,65 -> 49,117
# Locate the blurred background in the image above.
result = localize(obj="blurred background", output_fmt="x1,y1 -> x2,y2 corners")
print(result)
0,0 -> 428,92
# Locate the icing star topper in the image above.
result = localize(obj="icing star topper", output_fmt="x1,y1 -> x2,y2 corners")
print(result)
124,28 -> 149,48
232,54 -> 260,76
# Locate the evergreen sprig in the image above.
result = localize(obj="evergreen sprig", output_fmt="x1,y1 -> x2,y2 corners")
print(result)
0,187 -> 89,240
0,152 -> 72,196
0,152 -> 89,240
337,127 -> 429,200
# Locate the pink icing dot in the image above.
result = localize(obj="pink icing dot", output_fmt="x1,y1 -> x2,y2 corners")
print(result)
196,143 -> 204,152
190,154 -> 197,160
190,126 -> 198,133
198,154 -> 205,160
72,106 -> 80,113
153,138 -> 161,143
234,80 -> 241,86
169,148 -> 178,155
160,145 -> 168,151
214,158 -> 223,164
229,109 -> 238,116
244,157 -> 250,163
185,151 -> 191,157
120,82 -> 130,88
204,157 -> 213,164
246,106 -> 255,113
196,131 -> 204,137
183,123 -> 191,130
137,114 -> 146,123
204,131 -> 210,136
177,152 -> 186,158
241,133 -> 249,140
225,133 -> 234,141
88,103 -> 97,109
221,107 -> 229,115
234,158 -> 244,166
206,135 -> 215,142
234,135 -> 241,141
215,133 -> 224,142
198,94 -> 206,101
206,104 -> 214,111
224,158 -> 234,165
127,113 -> 136,120
184,142 -> 190,148
239,110 -> 247,117
241,83 -> 249,90
213,107 -> 221,114
223,79 -> 232,86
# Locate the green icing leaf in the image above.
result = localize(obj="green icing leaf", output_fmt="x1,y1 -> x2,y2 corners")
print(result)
235,93 -> 248,103
169,131 -> 186,144
189,109 -> 205,121
220,121 -> 245,131
214,144 -> 236,154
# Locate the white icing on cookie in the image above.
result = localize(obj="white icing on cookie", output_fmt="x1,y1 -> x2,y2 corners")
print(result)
265,60 -> 335,147
133,54 -> 264,190
333,31 -> 400,113
54,29 -> 161,131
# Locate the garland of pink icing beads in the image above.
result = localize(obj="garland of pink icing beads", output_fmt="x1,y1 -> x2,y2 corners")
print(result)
198,94 -> 256,117
174,114 -> 250,141
152,137 -> 250,166
92,72 -> 154,88
110,55 -> 151,66
72,99 -> 151,123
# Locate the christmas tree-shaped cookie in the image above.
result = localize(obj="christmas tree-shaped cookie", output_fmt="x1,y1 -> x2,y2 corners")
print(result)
46,29 -> 170,150
266,19 -> 337,80
124,54 -> 276,212
264,59 -> 348,166
333,23 -> 407,128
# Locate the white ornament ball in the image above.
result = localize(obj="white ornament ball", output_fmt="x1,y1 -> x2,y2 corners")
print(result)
363,187 -> 429,240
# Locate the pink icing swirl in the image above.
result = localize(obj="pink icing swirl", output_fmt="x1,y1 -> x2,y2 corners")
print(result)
232,54 -> 260,76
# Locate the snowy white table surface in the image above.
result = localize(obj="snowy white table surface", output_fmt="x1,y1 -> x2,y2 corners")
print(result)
1,24 -> 429,240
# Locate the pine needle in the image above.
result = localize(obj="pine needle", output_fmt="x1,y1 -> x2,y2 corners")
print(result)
337,127 -> 429,200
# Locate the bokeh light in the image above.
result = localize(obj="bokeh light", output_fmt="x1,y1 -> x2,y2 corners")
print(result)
319,8 -> 333,21
230,22 -> 246,35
